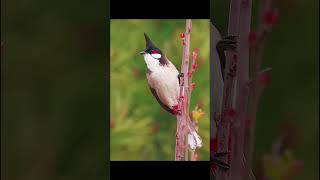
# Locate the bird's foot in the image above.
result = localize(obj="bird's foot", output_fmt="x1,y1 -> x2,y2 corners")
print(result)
216,35 -> 238,80
178,73 -> 184,85
216,35 -> 238,52
172,105 -> 181,115
211,151 -> 231,170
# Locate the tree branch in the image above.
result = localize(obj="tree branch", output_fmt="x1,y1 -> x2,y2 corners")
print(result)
215,0 -> 241,179
175,19 -> 192,161
245,0 -> 274,171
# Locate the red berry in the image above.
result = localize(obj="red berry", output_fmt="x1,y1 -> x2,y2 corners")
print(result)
188,71 -> 193,78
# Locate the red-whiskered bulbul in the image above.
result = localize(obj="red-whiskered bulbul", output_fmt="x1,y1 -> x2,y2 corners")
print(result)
139,33 -> 202,150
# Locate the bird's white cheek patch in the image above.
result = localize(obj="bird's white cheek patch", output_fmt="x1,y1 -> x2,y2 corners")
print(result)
151,53 -> 161,59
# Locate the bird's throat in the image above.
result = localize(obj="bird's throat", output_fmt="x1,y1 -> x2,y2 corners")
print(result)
143,54 -> 161,72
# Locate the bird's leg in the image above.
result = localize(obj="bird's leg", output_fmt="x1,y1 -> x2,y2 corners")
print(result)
178,73 -> 184,86
216,36 -> 238,80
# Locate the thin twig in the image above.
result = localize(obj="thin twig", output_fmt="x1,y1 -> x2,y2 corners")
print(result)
245,0 -> 274,170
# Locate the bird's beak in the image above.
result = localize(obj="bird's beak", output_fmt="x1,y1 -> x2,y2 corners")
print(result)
139,51 -> 146,55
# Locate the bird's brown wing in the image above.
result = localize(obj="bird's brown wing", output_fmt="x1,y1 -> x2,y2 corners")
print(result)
148,86 -> 175,115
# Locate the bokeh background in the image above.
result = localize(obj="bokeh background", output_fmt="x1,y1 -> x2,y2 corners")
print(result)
110,19 -> 210,160
212,0 -> 318,179
1,0 -> 108,179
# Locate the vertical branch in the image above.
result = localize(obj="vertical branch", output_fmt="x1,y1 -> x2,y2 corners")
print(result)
215,0 -> 241,179
175,19 -> 192,161
245,0 -> 274,170
229,0 -> 252,179
214,0 -> 276,177
210,24 -> 224,174
187,48 -> 198,112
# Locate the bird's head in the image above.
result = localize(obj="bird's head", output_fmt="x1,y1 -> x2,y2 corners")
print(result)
139,33 -> 164,60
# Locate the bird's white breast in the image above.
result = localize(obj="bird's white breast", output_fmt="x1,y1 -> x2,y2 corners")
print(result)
144,55 -> 180,108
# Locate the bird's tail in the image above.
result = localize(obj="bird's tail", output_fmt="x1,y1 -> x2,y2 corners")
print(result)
187,120 -> 202,151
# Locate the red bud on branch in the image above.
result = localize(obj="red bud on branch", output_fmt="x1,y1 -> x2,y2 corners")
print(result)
192,63 -> 198,70
192,48 -> 199,61
180,32 -> 185,39
248,31 -> 258,46
259,72 -> 271,86
226,108 -> 236,118
263,9 -> 279,26
191,83 -> 196,91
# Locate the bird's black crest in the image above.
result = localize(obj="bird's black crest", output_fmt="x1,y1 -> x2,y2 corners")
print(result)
144,33 -> 157,50
143,33 -> 169,66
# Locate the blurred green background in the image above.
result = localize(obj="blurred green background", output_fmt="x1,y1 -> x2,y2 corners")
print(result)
1,0 -> 108,179
212,0 -> 318,179
110,19 -> 210,160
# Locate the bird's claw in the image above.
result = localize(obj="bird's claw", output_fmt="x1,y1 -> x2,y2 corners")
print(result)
216,35 -> 238,80
216,35 -> 238,52
213,158 -> 230,170
178,73 -> 184,85
172,105 -> 181,115
211,151 -> 231,170
222,35 -> 238,40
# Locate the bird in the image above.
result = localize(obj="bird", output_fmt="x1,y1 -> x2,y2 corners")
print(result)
139,33 -> 202,150
139,33 -> 180,115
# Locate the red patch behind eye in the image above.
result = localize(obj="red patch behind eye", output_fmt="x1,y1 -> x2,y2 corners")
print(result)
151,50 -> 159,54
